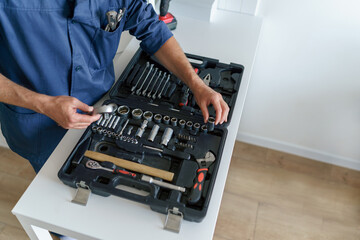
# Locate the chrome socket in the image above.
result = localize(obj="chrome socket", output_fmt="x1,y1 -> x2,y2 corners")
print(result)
154,114 -> 162,124
132,108 -> 143,120
148,124 -> 160,142
163,115 -> 170,125
207,117 -> 215,131
201,124 -> 208,133
194,123 -> 200,132
161,127 -> 173,146
171,117 -> 177,127
179,119 -> 186,129
143,111 -> 153,122
186,121 -> 193,130
117,105 -> 130,118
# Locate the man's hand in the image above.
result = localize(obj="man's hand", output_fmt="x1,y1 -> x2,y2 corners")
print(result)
41,96 -> 101,129
191,82 -> 229,125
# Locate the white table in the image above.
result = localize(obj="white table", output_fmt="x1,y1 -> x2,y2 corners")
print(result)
12,9 -> 262,240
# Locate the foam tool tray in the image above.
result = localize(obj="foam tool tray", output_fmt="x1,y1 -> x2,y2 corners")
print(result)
58,48 -> 244,231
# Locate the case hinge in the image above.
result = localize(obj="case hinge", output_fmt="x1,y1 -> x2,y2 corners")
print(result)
164,207 -> 183,233
72,181 -> 91,206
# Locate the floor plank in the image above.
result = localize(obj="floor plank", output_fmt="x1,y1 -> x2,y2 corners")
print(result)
0,225 -> 29,240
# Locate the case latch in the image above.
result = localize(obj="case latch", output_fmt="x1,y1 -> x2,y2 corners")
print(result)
72,181 -> 91,206
164,207 -> 183,233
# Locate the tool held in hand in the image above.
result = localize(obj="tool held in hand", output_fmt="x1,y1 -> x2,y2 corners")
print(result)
86,160 -> 136,177
84,151 -> 174,181
188,151 -> 216,204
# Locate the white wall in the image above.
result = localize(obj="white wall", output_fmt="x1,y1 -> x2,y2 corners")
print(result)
238,0 -> 360,169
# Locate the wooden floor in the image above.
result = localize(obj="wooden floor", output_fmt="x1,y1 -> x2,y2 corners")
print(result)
0,142 -> 360,240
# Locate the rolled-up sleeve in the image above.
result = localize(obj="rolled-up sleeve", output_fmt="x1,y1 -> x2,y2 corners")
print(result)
124,0 -> 173,55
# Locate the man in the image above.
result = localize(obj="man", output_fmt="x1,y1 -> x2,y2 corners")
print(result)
0,0 -> 229,173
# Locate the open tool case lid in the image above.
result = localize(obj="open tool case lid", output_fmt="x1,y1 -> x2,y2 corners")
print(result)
58,48 -> 244,229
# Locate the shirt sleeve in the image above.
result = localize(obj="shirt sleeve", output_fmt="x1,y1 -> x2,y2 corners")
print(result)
124,0 -> 173,55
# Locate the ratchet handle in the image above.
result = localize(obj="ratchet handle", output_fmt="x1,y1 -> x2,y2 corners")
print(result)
188,168 -> 208,204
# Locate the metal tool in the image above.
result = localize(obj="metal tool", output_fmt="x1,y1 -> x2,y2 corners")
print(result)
171,117 -> 177,127
179,119 -> 186,129
157,74 -> 171,99
127,126 -> 133,135
104,115 -> 114,128
147,71 -> 162,98
96,115 -> 103,125
176,142 -> 194,150
201,125 -> 208,133
112,116 -> 121,129
203,73 -> 211,86
148,124 -> 160,142
141,175 -> 185,192
84,151 -> 174,181
154,114 -> 162,123
179,87 -> 189,107
86,160 -> 136,177
177,134 -> 196,142
116,8 -> 126,24
161,127 -> 173,146
143,111 -> 153,122
119,119 -> 129,136
163,115 -> 170,125
193,123 -> 200,132
131,62 -> 150,92
92,103 -> 117,115
132,108 -> 143,119
188,151 -> 216,204
135,120 -> 148,138
105,10 -> 118,31
117,105 -> 130,117
142,68 -> 158,96
108,115 -> 117,129
186,121 -> 193,130
207,117 -> 215,131
152,73 -> 167,99
136,64 -> 154,95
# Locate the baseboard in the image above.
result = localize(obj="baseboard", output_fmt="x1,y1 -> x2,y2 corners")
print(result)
237,132 -> 360,171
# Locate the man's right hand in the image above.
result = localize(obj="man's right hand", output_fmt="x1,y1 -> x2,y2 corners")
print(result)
41,96 -> 101,129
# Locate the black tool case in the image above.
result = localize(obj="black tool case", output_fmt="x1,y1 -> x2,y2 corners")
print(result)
58,48 -> 243,226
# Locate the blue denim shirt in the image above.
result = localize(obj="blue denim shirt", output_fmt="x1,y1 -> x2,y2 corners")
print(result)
0,0 -> 172,171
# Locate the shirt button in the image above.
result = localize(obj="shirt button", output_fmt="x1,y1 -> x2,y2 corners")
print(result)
75,66 -> 82,71
71,20 -> 76,24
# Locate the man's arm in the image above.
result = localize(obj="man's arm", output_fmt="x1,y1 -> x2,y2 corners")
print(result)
0,74 -> 100,129
154,36 -> 229,124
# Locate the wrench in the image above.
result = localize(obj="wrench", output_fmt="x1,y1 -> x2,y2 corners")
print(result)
131,62 -> 150,92
135,64 -> 154,95
157,74 -> 171,99
147,71 -> 162,98
142,68 -> 158,96
152,73 -> 167,99
85,160 -> 136,177
188,151 -> 216,204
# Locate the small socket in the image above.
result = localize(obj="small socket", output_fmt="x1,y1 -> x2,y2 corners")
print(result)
207,116 -> 215,131
135,120 -> 148,138
171,117 -> 177,127
193,123 -> 200,132
186,121 -> 193,130
154,114 -> 162,123
132,108 -> 143,120
179,119 -> 186,129
143,111 -> 153,122
117,105 -> 130,117
163,115 -> 170,125
201,124 -> 208,133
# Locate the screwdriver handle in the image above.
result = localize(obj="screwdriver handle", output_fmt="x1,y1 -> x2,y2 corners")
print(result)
179,88 -> 189,107
114,169 -> 136,178
188,168 -> 208,204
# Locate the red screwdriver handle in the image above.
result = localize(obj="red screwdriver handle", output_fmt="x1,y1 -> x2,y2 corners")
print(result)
188,168 -> 208,204
114,169 -> 136,178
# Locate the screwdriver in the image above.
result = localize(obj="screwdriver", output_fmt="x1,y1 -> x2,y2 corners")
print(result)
179,68 -> 198,107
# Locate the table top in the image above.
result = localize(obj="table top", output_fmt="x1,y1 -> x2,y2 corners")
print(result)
12,9 -> 262,240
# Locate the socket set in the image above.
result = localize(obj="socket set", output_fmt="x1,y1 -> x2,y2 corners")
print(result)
58,49 -> 244,229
